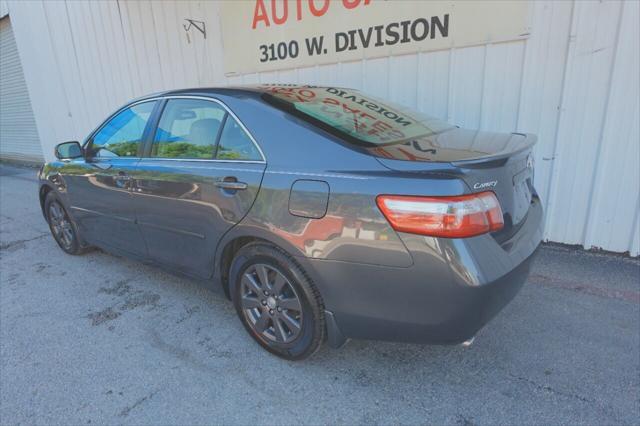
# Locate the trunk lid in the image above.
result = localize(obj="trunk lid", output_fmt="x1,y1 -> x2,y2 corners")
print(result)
373,129 -> 537,240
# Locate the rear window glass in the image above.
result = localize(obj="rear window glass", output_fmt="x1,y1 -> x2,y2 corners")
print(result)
216,116 -> 262,161
152,99 -> 226,159
261,85 -> 454,147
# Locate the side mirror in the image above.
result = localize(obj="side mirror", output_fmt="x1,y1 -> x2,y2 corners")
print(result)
55,141 -> 83,160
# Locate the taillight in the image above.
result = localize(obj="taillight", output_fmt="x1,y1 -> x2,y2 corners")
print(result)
376,192 -> 504,238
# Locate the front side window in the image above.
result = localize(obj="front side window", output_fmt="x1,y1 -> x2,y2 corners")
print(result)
151,99 -> 226,159
90,101 -> 156,158
215,116 -> 262,161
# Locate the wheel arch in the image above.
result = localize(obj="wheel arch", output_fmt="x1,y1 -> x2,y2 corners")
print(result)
217,235 -> 263,299
39,184 -> 55,218
214,228 -> 311,300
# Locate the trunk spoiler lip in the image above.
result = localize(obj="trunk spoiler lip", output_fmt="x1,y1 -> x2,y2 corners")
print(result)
374,133 -> 538,172
449,133 -> 537,167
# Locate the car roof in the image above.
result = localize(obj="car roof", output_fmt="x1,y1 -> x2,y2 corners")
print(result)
134,84 -> 351,102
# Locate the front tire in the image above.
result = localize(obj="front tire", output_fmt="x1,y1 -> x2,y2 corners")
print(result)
44,192 -> 87,255
229,242 -> 325,360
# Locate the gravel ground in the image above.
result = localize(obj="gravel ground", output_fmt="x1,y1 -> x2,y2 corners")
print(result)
1,163 -> 639,425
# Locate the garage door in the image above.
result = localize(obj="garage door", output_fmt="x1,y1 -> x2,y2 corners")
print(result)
0,16 -> 42,163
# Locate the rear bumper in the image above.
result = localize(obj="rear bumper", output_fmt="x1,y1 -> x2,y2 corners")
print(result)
307,197 -> 544,345
321,249 -> 537,345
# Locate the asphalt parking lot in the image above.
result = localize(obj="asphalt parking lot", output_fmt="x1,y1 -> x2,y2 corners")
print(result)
1,163 -> 639,425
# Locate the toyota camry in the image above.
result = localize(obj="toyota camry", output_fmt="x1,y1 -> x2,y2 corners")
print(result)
39,85 -> 543,360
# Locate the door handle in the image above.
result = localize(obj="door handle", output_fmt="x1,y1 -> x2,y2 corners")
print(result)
215,178 -> 248,191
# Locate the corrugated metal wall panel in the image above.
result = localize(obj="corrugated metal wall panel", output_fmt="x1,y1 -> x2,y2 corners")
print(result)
481,42 -> 525,132
4,0 -> 638,254
582,0 -> 640,254
545,0 -> 624,246
416,50 -> 450,120
0,16 -> 42,163
517,0 -> 573,218
632,211 -> 640,256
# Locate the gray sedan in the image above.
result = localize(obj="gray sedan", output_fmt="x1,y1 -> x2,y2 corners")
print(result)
39,85 -> 543,360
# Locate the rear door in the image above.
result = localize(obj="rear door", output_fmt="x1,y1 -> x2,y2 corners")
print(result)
131,97 -> 266,278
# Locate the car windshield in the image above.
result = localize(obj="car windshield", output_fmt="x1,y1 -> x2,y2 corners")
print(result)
261,85 -> 454,147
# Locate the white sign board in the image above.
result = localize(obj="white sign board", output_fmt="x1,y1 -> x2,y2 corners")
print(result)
220,0 -> 530,75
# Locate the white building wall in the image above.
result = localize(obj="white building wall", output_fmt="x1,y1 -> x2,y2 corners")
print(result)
4,0 -> 639,255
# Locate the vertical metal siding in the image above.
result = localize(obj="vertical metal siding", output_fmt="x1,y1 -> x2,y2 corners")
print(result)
0,16 -> 42,162
545,0 -> 624,247
582,0 -> 639,254
4,0 -> 639,255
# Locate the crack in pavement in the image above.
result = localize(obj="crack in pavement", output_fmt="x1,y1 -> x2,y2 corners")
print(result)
0,234 -> 49,251
506,372 -> 622,422
118,390 -> 158,417
508,372 -> 591,403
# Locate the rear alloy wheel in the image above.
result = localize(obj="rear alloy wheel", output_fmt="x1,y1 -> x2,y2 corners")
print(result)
45,192 -> 86,255
240,264 -> 303,344
230,243 -> 325,360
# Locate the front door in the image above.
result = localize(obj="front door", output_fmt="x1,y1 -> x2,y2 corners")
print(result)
131,98 -> 266,278
62,100 -> 158,256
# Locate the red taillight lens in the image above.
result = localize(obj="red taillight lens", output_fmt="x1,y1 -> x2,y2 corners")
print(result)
376,192 -> 504,238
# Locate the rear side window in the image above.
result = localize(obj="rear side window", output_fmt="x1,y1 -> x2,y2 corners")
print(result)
215,116 -> 262,161
91,101 -> 156,158
151,99 -> 226,159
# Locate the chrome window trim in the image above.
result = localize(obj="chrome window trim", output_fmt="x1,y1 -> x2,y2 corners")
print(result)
138,95 -> 267,164
90,157 -> 140,162
136,157 -> 265,164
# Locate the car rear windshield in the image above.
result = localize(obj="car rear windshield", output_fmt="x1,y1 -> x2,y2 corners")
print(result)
261,85 -> 454,147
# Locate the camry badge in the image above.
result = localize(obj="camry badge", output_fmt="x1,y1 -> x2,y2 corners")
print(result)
473,180 -> 498,189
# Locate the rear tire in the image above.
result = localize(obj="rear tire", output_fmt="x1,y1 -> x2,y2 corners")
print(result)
229,242 -> 325,360
44,192 -> 88,255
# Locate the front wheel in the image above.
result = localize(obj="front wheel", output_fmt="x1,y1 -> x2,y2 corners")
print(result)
229,242 -> 325,360
45,192 -> 86,255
